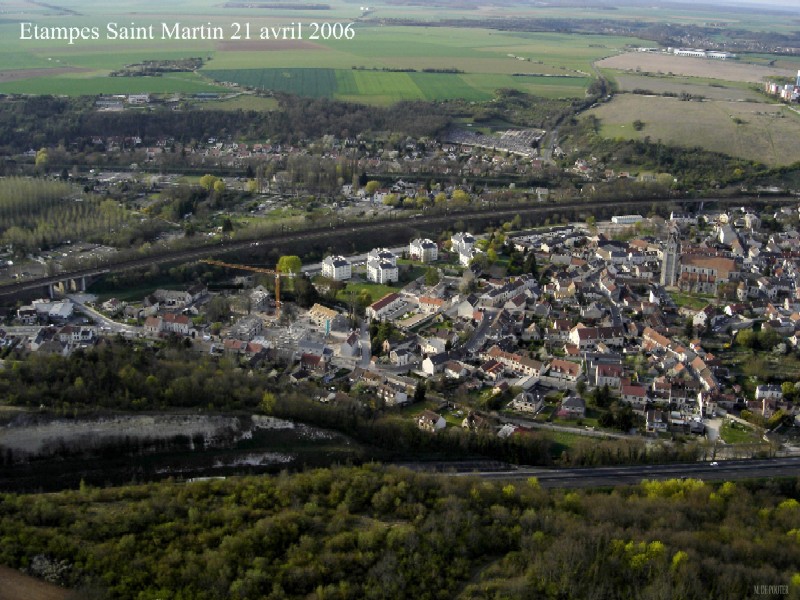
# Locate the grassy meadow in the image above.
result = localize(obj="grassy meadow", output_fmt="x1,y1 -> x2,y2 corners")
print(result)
587,94 -> 800,167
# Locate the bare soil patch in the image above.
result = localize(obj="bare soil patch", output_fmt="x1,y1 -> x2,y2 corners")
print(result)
0,566 -> 69,600
0,67 -> 91,82
598,52 -> 794,83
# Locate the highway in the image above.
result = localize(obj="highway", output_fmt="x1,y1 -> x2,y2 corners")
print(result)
452,456 -> 800,488
0,195 -> 788,298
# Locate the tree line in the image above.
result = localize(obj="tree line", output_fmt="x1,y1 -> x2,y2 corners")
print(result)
0,95 -> 450,153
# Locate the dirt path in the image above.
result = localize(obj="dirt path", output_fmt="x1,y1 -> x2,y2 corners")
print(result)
0,566 -> 69,600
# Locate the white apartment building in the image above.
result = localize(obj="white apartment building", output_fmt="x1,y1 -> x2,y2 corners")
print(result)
410,238 -> 438,263
321,255 -> 352,281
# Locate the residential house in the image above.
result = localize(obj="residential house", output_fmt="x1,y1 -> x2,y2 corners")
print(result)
377,383 -> 409,406
547,359 -> 581,382
57,325 -> 96,346
419,296 -> 446,314
595,363 -> 624,389
154,289 -> 192,307
144,316 -> 161,335
462,412 -> 492,432
422,353 -> 450,376
390,348 -> 412,366
340,331 -> 361,358
755,384 -> 783,400
568,325 -> 625,350
693,305 -> 716,330
366,293 -> 404,321
558,395 -> 586,418
422,337 -> 448,355
101,298 -> 125,315
508,390 -> 546,414
451,232 -> 476,255
162,313 -> 192,336
300,352 -> 329,374
417,410 -> 446,432
451,232 -> 477,265
646,409 -> 669,433
479,359 -> 505,381
484,345 -> 542,377
548,319 -> 573,342
621,384 -> 649,411
444,360 -> 469,379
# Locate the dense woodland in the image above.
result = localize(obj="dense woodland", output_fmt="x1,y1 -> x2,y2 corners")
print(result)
0,178 -> 162,255
1,467 -> 799,599
0,95 -> 450,152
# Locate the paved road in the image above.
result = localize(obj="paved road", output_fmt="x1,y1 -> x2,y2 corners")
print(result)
452,456 -> 800,488
359,321 -> 372,368
67,295 -> 140,337
464,308 -> 494,353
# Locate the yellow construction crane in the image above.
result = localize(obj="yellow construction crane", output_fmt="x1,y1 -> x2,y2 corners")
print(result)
202,259 -> 294,318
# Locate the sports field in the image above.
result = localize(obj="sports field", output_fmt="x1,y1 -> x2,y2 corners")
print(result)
587,95 -> 800,167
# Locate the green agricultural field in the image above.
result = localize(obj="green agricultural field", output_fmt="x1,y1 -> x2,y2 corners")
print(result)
1,10 -> 645,101
205,68 -> 339,98
206,67 -> 589,103
2,0 -> 792,104
0,72 -> 226,95
587,94 -> 800,167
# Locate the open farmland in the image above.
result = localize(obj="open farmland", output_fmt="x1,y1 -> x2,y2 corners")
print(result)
0,13 -> 638,101
610,73 -> 765,102
0,72 -> 226,96
597,52 -> 795,83
587,95 -> 800,167
205,67 -> 588,103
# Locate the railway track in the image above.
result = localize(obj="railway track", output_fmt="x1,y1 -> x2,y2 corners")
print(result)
0,194 -> 790,298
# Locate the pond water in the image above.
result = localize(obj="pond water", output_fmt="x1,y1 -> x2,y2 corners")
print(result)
0,413 -> 362,492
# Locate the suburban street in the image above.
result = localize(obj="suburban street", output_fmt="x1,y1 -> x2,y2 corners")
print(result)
67,294 -> 140,337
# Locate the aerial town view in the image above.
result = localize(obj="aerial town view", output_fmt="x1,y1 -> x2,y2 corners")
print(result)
3,0 -> 800,598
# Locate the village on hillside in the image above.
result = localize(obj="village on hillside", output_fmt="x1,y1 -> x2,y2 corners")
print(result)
6,203 -> 800,453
